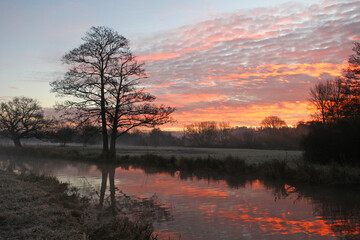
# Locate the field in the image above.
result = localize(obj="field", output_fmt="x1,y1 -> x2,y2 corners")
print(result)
114,145 -> 303,163
0,138 -> 303,164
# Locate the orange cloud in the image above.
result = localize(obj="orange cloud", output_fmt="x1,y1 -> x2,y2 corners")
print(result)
138,52 -> 182,62
160,101 -> 310,131
205,63 -> 343,82
157,93 -> 229,107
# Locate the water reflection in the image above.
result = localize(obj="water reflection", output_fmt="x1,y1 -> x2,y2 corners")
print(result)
98,164 -> 116,209
96,163 -> 173,225
1,154 -> 359,239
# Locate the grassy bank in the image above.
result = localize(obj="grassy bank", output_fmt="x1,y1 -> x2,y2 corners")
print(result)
0,170 -> 157,240
0,145 -> 359,188
0,145 -> 102,161
118,154 -> 360,188
0,144 -> 302,163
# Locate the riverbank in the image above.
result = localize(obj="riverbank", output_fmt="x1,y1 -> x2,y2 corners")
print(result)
119,154 -> 360,188
0,169 -> 156,240
0,144 -> 303,163
0,145 -> 359,187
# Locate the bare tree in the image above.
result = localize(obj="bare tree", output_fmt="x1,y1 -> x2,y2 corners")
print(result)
344,42 -> 360,82
260,116 -> 287,130
309,78 -> 346,123
342,42 -> 360,118
0,97 -> 49,147
217,122 -> 231,145
309,42 -> 360,123
309,80 -> 333,123
184,122 -> 218,147
50,26 -> 174,159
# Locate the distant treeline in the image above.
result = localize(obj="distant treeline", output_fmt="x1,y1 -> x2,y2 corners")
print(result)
115,120 -> 310,150
181,121 -> 308,150
0,119 -> 308,150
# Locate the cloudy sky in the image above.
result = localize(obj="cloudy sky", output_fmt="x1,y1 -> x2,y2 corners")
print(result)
0,0 -> 359,129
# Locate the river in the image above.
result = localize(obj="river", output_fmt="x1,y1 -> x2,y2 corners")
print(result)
1,155 -> 359,239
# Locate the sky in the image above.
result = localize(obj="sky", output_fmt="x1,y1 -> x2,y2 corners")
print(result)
0,0 -> 359,130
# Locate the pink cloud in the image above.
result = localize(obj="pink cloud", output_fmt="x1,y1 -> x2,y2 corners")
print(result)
132,0 -> 360,129
138,52 -> 182,62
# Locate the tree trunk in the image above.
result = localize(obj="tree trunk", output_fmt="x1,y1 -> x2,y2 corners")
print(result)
101,123 -> 109,158
13,136 -> 22,148
100,72 -> 109,159
100,104 -> 108,157
109,129 -> 117,159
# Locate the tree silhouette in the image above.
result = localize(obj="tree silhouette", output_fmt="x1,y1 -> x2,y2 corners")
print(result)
184,122 -> 219,147
304,42 -> 360,164
309,78 -> 345,123
342,42 -> 360,118
0,97 -> 49,147
260,116 -> 286,130
77,124 -> 100,146
308,42 -> 360,123
53,126 -> 76,147
50,26 -> 174,159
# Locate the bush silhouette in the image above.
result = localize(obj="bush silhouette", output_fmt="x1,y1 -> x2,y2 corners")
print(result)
302,119 -> 360,165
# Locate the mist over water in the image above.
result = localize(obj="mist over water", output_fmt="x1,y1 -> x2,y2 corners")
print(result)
1,155 -> 359,240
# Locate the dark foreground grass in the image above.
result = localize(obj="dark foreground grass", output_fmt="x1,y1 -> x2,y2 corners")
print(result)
0,169 -> 157,240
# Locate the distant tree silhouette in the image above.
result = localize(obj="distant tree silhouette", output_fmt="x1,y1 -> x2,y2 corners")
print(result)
183,122 -> 219,147
50,26 -> 174,159
77,124 -> 100,146
217,122 -> 231,146
147,128 -> 179,147
260,116 -> 286,130
0,97 -> 50,147
53,126 -> 76,147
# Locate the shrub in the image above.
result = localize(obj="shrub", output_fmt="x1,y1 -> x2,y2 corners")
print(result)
302,119 -> 360,165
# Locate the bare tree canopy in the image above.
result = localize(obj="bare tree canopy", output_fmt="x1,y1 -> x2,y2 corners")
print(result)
344,42 -> 360,82
309,78 -> 346,123
260,116 -> 287,129
309,42 -> 360,123
50,26 -> 175,159
183,122 -> 231,147
342,42 -> 360,117
0,97 -> 49,147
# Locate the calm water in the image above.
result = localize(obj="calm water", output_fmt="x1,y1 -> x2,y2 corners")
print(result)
1,155 -> 359,240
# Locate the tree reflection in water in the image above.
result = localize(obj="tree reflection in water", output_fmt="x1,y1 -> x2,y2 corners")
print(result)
97,163 -> 173,225
98,164 -> 116,210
